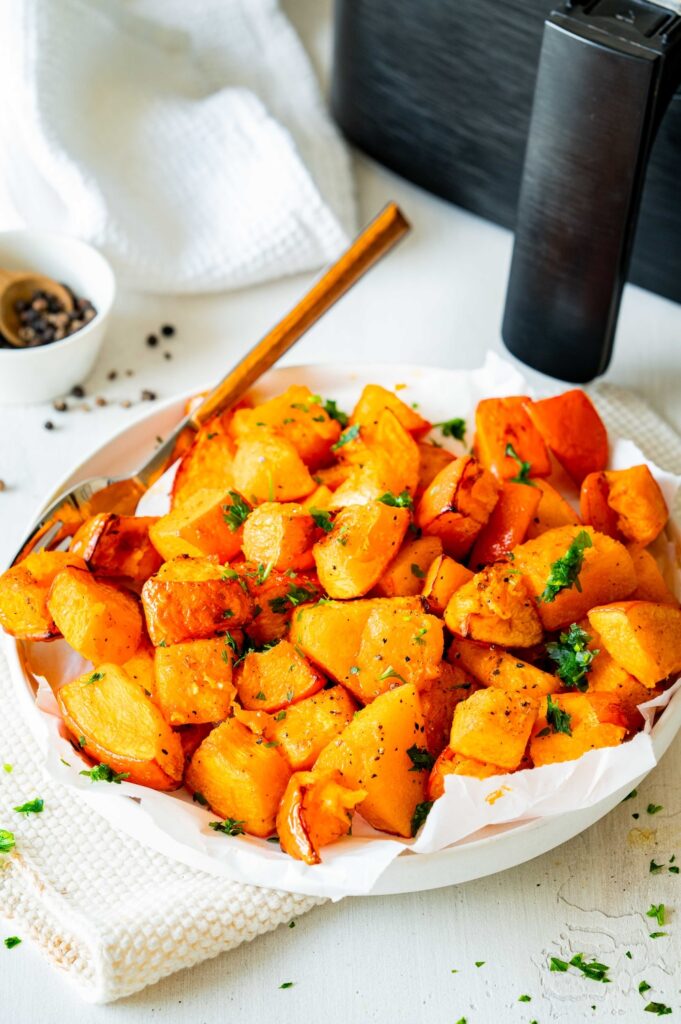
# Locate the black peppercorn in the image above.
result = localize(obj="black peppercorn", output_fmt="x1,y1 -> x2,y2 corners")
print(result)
71,384 -> 85,398
160,324 -> 175,337
141,389 -> 157,401
146,333 -> 158,348
44,420 -> 55,430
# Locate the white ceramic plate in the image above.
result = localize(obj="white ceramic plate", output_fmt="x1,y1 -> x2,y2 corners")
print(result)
6,362 -> 681,896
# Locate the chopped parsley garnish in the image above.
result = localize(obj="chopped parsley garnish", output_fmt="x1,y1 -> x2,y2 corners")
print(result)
322,399 -> 349,428
650,859 -> 664,873
433,418 -> 466,441
255,691 -> 267,701
78,735 -> 87,748
13,798 -> 44,816
649,932 -> 667,939
269,582 -> 318,614
222,491 -> 252,531
84,671 -> 104,686
273,710 -> 287,722
378,490 -> 413,509
224,632 -> 239,654
647,904 -> 666,926
79,763 -> 129,784
4,937 -> 21,949
518,995 -> 531,1002
3,764 -> 12,773
288,921 -> 295,928
264,741 -> 280,749
407,745 -> 435,772
549,956 -> 569,972
279,981 -> 294,990
310,508 -> 334,533
411,800 -> 433,835
639,981 -> 652,995
474,961 -> 485,968
644,1003 -> 672,1016
538,530 -> 592,603
647,803 -> 663,815
623,789 -> 638,801
254,562 -> 273,585
222,608 -> 234,619
546,624 -> 597,691
413,626 -> 428,645
209,819 -> 245,837
568,953 -> 611,982
221,566 -> 239,580
192,791 -> 208,806
410,563 -> 426,579
0,829 -> 15,854
377,666 -> 408,685
544,694 -> 572,736
505,442 -> 535,485
331,423 -> 360,451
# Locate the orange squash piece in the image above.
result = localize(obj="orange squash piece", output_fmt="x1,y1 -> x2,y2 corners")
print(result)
349,603 -> 444,703
141,556 -> 254,646
627,544 -> 678,605
350,383 -> 431,441
70,514 -> 162,585
604,465 -> 668,545
416,455 -> 500,559
266,685 -> 358,770
171,413 -> 236,509
314,683 -> 427,837
475,396 -> 551,480
150,488 -> 247,563
186,717 -> 291,837
468,481 -> 541,570
444,562 -> 543,647
427,747 -> 507,800
416,442 -> 455,498
313,501 -> 410,599
122,641 -> 156,701
329,409 -> 420,508
449,687 -> 537,770
0,550 -> 86,640
421,554 -> 473,615
48,567 -> 143,664
233,564 -> 319,648
58,663 -> 184,790
277,769 -> 366,865
525,479 -> 581,539
587,600 -> 681,687
448,637 -> 560,698
231,430 -> 316,503
241,502 -> 316,572
529,692 -> 626,766
524,390 -> 608,484
580,471 -> 621,538
511,525 -> 636,631
235,639 -> 324,712
154,636 -> 237,725
420,661 -> 480,758
583,620 -> 652,733
374,535 -> 443,598
228,385 -> 342,469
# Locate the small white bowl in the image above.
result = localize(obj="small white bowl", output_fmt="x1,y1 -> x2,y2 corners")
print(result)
0,230 -> 115,404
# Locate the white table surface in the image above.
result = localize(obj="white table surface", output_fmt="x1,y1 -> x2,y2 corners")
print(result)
2,2 -> 681,1020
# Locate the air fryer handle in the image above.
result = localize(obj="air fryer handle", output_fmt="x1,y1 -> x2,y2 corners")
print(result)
502,1 -> 681,382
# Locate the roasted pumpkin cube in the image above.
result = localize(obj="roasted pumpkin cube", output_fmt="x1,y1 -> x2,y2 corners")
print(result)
604,465 -> 668,545
231,430 -> 315,502
150,488 -> 247,563
580,471 -> 622,538
427,747 -> 507,800
468,481 -> 541,570
313,501 -> 410,598
587,600 -> 681,687
448,637 -> 559,698
171,414 -> 236,508
186,717 -> 291,837
444,563 -> 543,647
235,639 -> 324,712
70,514 -> 162,585
229,385 -> 342,468
524,479 -> 581,540
329,410 -> 420,508
277,769 -> 366,865
475,396 -> 551,480
420,661 -> 480,758
122,642 -> 156,700
0,550 -> 86,640
154,637 -> 237,725
449,687 -> 537,770
141,556 -> 254,646
242,502 -> 316,572
524,390 -> 608,484
373,535 -> 443,597
314,683 -> 427,837
421,554 -> 473,615
529,692 -> 626,766
627,544 -> 678,605
266,685 -> 357,770
512,525 -> 636,631
584,632 -> 652,734
58,663 -> 184,790
350,383 -> 431,441
48,567 -> 143,663
349,605 -> 444,703
237,565 -> 319,648
416,456 -> 500,559
416,442 -> 455,498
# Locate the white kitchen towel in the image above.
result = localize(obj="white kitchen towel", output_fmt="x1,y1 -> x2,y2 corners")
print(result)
1,383 -> 680,1003
0,0 -> 355,293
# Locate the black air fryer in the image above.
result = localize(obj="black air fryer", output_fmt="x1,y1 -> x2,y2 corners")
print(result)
331,0 -> 681,382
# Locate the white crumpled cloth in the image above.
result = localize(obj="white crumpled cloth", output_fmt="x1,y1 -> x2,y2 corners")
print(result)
1,383 -> 680,1003
0,0 -> 355,292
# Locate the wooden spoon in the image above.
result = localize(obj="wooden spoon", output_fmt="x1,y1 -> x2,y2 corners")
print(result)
0,269 -> 74,347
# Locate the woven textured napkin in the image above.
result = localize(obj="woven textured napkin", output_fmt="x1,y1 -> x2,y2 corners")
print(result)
0,383 -> 678,1003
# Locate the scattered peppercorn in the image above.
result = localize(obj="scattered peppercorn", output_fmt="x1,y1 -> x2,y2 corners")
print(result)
164,351 -> 172,360
5,289 -> 97,349
160,324 -> 175,337
141,389 -> 157,402
95,396 -> 107,407
107,370 -> 117,381
71,384 -> 85,398
44,420 -> 54,431
146,333 -> 158,348
52,400 -> 67,412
